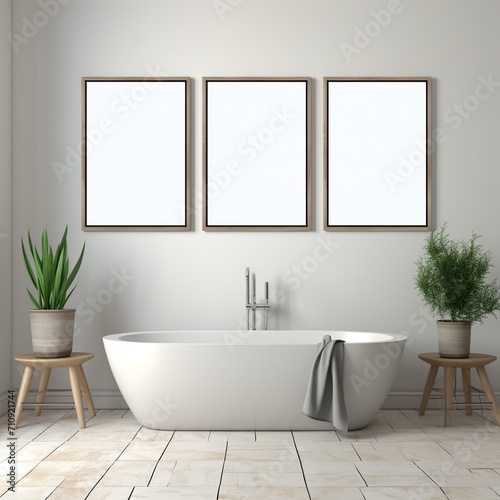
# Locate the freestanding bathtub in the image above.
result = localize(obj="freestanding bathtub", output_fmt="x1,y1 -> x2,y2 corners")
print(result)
103,330 -> 407,431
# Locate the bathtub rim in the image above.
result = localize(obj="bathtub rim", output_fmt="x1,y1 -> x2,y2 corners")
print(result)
103,330 -> 408,346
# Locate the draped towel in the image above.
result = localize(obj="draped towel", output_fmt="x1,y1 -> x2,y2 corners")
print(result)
303,335 -> 348,434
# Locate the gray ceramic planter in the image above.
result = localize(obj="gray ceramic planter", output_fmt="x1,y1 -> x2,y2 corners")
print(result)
436,321 -> 471,358
30,309 -> 75,358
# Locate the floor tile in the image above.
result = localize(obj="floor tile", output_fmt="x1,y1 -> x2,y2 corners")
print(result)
442,486 -> 500,499
226,431 -> 256,442
0,486 -> 56,499
209,431 -> 230,441
219,486 -> 309,499
293,430 -> 340,443
17,460 -> 83,487
148,460 -> 177,487
161,441 -> 227,461
134,427 -> 174,442
224,459 -> 302,473
354,460 -> 435,487
45,440 -> 128,461
99,460 -> 157,487
371,440 -> 453,461
221,471 -> 306,487
117,440 -> 168,461
16,441 -> 64,462
94,409 -> 129,418
4,408 -> 500,499
0,458 -> 39,483
302,461 -> 365,487
170,431 -> 211,442
352,442 -> 407,461
86,486 -> 135,499
46,486 -> 95,499
295,441 -> 359,461
130,486 -> 218,499
256,431 -> 294,443
167,460 -> 224,487
225,447 -> 297,462
309,486 -> 364,499
361,486 -> 447,499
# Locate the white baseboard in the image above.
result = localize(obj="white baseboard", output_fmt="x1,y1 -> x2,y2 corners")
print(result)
83,390 -> 128,410
0,391 -> 8,416
0,389 -> 127,415
382,391 -> 500,410
2,390 -> 497,416
383,391 -> 439,410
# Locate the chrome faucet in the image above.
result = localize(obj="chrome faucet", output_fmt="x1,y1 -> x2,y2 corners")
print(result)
245,267 -> 270,330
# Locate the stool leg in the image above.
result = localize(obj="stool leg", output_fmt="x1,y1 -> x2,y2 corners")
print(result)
68,366 -> 86,429
444,367 -> 456,427
35,368 -> 51,417
15,366 -> 35,429
419,365 -> 439,415
444,367 -> 455,410
461,368 -> 472,416
77,365 -> 96,417
476,366 -> 500,425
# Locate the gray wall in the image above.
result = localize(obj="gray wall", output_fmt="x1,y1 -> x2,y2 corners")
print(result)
9,0 -> 500,406
0,0 -> 12,413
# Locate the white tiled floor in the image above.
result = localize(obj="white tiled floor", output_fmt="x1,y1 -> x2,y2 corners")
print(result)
1,408 -> 500,499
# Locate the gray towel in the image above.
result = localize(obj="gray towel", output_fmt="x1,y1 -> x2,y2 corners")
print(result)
303,335 -> 348,434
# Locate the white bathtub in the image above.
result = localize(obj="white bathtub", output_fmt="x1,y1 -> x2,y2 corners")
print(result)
103,330 -> 407,431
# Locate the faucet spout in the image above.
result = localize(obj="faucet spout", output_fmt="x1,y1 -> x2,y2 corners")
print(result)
245,267 -> 270,330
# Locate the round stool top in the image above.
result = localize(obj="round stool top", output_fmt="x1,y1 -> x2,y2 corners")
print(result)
418,352 -> 497,368
15,352 -> 94,368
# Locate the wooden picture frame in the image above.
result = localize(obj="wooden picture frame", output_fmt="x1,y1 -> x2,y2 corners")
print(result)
82,77 -> 191,231
324,77 -> 431,231
203,77 -> 311,231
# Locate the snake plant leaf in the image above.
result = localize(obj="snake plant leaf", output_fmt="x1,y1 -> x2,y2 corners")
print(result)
29,231 -> 46,308
66,242 -> 85,292
22,225 -> 85,310
26,287 -> 41,309
21,238 -> 37,289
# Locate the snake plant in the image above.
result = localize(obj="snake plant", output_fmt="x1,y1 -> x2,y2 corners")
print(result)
22,226 -> 85,310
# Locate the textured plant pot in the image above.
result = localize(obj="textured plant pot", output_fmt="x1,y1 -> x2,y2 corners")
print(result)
436,321 -> 471,358
30,309 -> 75,358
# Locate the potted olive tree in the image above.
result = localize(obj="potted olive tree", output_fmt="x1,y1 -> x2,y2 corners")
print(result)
415,224 -> 500,358
22,226 -> 85,358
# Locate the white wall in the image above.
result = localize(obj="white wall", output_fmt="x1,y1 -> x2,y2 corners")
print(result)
10,0 -> 500,406
0,0 -> 12,414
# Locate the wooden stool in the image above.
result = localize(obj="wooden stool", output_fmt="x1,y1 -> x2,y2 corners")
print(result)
418,352 -> 500,426
14,352 -> 96,429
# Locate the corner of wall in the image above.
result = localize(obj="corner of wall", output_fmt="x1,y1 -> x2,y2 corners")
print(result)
0,0 -> 13,416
